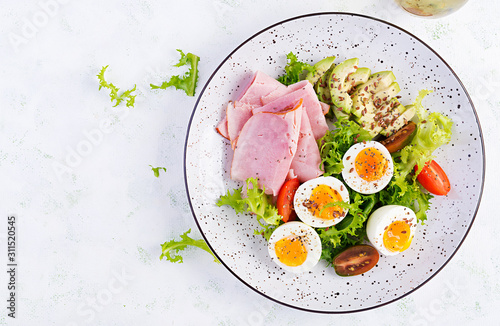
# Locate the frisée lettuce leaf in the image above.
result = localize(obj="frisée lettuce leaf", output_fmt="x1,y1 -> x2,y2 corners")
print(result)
277,52 -> 315,86
319,117 -> 372,176
217,178 -> 281,226
318,192 -> 376,263
392,90 -> 453,193
160,229 -> 220,264
151,50 -> 200,96
97,65 -> 137,108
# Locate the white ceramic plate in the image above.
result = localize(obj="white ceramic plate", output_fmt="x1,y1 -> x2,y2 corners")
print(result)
184,13 -> 484,313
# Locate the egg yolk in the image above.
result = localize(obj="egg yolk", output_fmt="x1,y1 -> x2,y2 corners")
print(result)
305,184 -> 344,220
355,147 -> 388,182
275,235 -> 308,267
383,220 -> 412,252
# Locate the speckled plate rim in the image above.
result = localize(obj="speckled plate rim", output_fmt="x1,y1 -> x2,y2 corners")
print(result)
183,12 -> 485,313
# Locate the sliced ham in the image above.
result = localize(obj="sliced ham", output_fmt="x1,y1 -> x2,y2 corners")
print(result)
290,109 -> 323,182
216,115 -> 229,140
237,71 -> 286,106
217,71 -> 287,144
253,82 -> 328,140
319,101 -> 330,116
231,99 -> 303,196
261,80 -> 310,105
226,101 -> 253,149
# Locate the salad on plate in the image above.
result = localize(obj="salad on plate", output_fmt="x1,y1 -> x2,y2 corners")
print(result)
215,52 -> 453,276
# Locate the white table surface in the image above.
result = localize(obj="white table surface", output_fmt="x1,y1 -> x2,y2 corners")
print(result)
1,0 -> 499,325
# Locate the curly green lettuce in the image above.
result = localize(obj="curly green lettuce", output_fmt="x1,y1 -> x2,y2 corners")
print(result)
380,164 -> 433,223
319,117 -> 372,176
97,65 -> 137,108
277,52 -> 315,86
318,192 -> 376,263
217,178 -> 281,226
151,49 -> 200,96
392,90 -> 453,194
159,229 -> 220,264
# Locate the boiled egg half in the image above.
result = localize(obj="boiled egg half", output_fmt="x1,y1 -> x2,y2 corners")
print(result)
268,221 -> 322,273
342,141 -> 393,194
366,205 -> 417,256
293,176 -> 350,228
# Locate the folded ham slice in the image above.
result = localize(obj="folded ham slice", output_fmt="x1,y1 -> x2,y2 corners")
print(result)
221,71 -> 288,147
290,109 -> 323,182
231,99 -> 303,196
237,71 -> 286,106
261,80 -> 309,105
319,101 -> 330,116
255,82 -> 328,140
226,101 -> 253,149
218,71 -> 327,194
216,115 -> 229,140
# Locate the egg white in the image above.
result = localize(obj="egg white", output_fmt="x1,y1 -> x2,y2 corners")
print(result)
342,141 -> 393,194
268,221 -> 322,273
293,176 -> 350,228
366,205 -> 417,256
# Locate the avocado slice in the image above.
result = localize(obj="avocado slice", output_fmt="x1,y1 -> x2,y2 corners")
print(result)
379,98 -> 406,115
346,67 -> 371,89
351,71 -> 397,118
373,82 -> 401,108
315,67 -> 334,104
333,107 -> 349,121
306,56 -> 336,85
356,99 -> 411,138
355,101 -> 383,137
329,58 -> 359,113
379,105 -> 416,137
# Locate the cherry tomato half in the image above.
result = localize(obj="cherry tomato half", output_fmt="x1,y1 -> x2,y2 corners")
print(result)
277,178 -> 300,223
415,160 -> 451,196
333,245 -> 379,276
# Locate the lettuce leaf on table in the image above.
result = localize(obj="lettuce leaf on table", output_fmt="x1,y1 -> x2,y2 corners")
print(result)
160,229 -> 220,264
149,165 -> 166,177
97,65 -> 137,108
151,50 -> 200,96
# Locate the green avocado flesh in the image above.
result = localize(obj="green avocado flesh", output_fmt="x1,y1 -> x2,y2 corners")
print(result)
315,67 -> 334,104
350,71 -> 409,137
346,67 -> 371,89
329,58 -> 359,113
307,56 -> 336,85
307,57 -> 413,138
351,71 -> 396,118
379,105 -> 416,137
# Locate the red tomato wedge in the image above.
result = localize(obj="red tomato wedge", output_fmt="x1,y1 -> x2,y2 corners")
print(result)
277,178 -> 300,222
415,160 -> 451,196
333,245 -> 379,276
